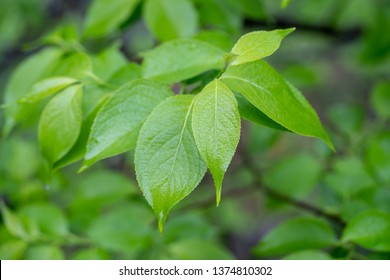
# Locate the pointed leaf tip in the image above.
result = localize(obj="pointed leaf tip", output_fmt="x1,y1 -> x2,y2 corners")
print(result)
192,80 -> 240,207
157,211 -> 167,233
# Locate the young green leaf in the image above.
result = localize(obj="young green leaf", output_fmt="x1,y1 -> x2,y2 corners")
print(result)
19,77 -> 79,103
54,94 -> 110,170
38,85 -> 83,165
229,28 -> 295,66
234,93 -> 287,131
342,210 -> 390,251
91,45 -> 128,81
283,250 -> 331,260
254,216 -> 336,256
192,80 -> 240,205
135,95 -> 207,231
220,60 -> 333,149
52,52 -> 92,79
81,80 -> 172,171
83,0 -> 141,38
144,0 -> 198,42
142,38 -> 225,84
3,47 -> 63,136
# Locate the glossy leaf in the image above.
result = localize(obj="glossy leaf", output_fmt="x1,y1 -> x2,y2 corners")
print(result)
52,52 -> 92,79
192,80 -> 240,205
109,63 -> 141,86
230,28 -> 295,65
234,93 -> 287,131
221,60 -> 333,149
142,38 -> 225,84
254,216 -> 336,256
342,210 -> 390,251
83,0 -> 141,38
38,85 -> 83,165
81,80 -> 172,170
135,95 -> 207,231
19,77 -> 79,103
3,47 -> 63,135
91,44 -> 127,81
54,94 -> 110,169
144,0 -> 198,42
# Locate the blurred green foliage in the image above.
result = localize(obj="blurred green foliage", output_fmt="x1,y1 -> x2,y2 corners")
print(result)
1,0 -> 390,260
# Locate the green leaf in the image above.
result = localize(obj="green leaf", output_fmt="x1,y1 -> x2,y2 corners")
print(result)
72,248 -> 110,260
327,103 -> 365,136
283,250 -> 331,260
83,0 -> 141,38
254,216 -> 336,256
230,28 -> 295,66
109,63 -> 141,86
144,0 -> 198,42
324,156 -> 375,198
0,202 -> 28,239
81,80 -> 172,171
3,47 -> 63,135
234,93 -> 287,131
19,77 -> 79,103
220,61 -> 333,149
18,203 -> 68,237
169,239 -> 234,260
263,154 -> 322,199
0,240 -> 27,260
87,204 -> 154,257
135,95 -> 207,231
24,245 -> 64,260
342,210 -> 390,251
371,82 -> 390,120
70,169 -> 136,211
193,30 -> 233,51
52,52 -> 92,79
91,44 -> 128,81
142,38 -> 225,84
38,85 -> 83,165
196,0 -> 242,35
54,94 -> 110,169
192,80 -> 240,205
281,0 -> 292,9
366,133 -> 390,183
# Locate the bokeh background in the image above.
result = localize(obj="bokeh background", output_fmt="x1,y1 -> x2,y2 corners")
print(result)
1,0 -> 390,260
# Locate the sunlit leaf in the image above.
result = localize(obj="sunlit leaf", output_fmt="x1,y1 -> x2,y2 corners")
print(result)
135,95 -> 207,231
142,38 -> 225,84
192,80 -> 240,204
38,85 -> 83,165
81,80 -> 172,170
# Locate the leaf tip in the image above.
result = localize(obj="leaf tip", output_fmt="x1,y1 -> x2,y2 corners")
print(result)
157,211 -> 167,233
